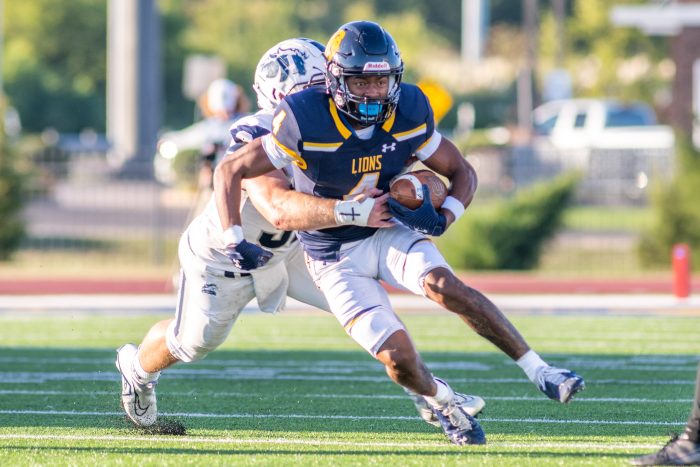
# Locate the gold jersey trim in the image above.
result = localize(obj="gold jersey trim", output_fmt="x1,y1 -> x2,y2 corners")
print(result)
393,123 -> 427,142
302,141 -> 343,152
328,99 -> 352,139
271,134 -> 307,170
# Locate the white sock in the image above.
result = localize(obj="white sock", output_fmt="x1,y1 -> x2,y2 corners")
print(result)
423,378 -> 453,408
133,350 -> 160,384
516,350 -> 548,383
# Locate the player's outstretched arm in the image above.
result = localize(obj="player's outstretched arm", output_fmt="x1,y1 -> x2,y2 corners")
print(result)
422,138 -> 478,228
213,138 -> 276,270
245,173 -> 393,230
244,171 -> 337,230
213,138 -> 276,231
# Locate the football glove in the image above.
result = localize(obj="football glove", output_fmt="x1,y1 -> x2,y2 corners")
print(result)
387,184 -> 447,236
225,240 -> 273,270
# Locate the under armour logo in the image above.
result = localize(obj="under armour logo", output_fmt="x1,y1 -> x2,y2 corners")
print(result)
382,143 -> 396,152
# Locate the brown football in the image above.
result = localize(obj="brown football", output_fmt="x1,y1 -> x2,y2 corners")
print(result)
389,170 -> 448,209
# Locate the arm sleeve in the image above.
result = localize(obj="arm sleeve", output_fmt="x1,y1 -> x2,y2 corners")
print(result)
415,131 -> 443,161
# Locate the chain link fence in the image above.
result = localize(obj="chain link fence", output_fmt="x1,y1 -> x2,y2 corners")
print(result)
10,136 -> 675,276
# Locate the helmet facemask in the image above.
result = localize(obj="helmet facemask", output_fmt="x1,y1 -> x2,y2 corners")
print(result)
328,65 -> 402,125
324,21 -> 404,126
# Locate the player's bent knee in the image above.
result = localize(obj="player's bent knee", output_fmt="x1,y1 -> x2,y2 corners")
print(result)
165,321 -> 222,363
422,267 -> 458,297
381,348 -> 420,375
169,342 -> 215,363
347,307 -> 407,357
376,330 -> 421,374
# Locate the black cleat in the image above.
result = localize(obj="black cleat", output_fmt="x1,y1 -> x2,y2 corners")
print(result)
631,434 -> 700,466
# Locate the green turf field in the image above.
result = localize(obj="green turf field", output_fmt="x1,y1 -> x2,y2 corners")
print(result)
1,308 -> 698,466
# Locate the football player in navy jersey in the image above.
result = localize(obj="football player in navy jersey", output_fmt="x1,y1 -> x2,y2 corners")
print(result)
214,21 -> 585,446
115,37 -> 485,432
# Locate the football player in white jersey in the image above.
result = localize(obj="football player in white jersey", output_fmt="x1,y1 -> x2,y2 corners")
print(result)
214,21 -> 585,446
115,37 -> 484,430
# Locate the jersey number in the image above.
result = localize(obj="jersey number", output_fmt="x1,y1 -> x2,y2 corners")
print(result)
258,230 -> 294,249
343,172 -> 379,200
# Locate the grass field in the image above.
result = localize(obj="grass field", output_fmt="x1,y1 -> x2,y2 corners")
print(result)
1,307 -> 699,466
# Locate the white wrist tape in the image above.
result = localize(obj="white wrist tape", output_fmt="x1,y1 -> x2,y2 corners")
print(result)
222,225 -> 245,246
440,196 -> 465,221
334,197 -> 375,226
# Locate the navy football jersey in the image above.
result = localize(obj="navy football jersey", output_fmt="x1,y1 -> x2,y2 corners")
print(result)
265,84 -> 437,261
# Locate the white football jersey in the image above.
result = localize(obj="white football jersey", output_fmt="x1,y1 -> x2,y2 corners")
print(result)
185,109 -> 298,273
185,194 -> 297,273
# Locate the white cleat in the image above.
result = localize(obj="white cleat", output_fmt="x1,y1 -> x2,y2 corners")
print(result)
115,343 -> 158,427
406,389 -> 485,428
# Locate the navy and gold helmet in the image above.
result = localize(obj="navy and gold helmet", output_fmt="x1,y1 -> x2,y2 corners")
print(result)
324,21 -> 404,125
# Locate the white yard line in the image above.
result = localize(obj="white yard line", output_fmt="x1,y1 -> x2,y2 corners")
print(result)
0,409 -> 687,426
0,433 -> 668,451
0,389 -> 692,404
0,370 -> 695,385
1,355 -> 697,372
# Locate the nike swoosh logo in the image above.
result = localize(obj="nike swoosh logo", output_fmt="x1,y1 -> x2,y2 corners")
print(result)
134,394 -> 150,416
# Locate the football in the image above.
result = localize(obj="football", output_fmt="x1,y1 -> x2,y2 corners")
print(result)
389,170 -> 448,209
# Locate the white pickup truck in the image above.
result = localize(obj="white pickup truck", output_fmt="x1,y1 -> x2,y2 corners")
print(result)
525,98 -> 674,204
532,98 -> 674,150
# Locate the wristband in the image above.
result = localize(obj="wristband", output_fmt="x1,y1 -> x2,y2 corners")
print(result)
440,196 -> 465,221
222,225 -> 245,246
333,197 -> 375,226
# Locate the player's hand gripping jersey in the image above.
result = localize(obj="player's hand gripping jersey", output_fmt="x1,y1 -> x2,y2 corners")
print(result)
262,84 -> 443,261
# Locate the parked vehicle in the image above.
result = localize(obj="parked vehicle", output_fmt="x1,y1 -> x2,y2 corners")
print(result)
533,98 -> 674,150
526,98 -> 675,204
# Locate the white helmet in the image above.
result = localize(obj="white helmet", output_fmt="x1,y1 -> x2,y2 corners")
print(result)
253,37 -> 327,111
205,78 -> 239,119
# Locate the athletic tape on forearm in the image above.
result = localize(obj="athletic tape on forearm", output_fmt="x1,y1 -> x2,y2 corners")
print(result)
222,225 -> 245,246
440,196 -> 465,221
333,198 -> 374,226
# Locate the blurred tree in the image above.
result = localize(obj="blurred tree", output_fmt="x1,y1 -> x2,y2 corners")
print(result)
183,0 -> 306,91
638,135 -> 700,269
2,0 -> 676,135
0,97 -> 26,260
4,0 -> 107,132
437,173 -> 578,270
539,0 -> 669,106
181,0 -> 448,96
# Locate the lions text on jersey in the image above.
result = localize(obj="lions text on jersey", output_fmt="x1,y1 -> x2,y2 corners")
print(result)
262,84 -> 443,261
